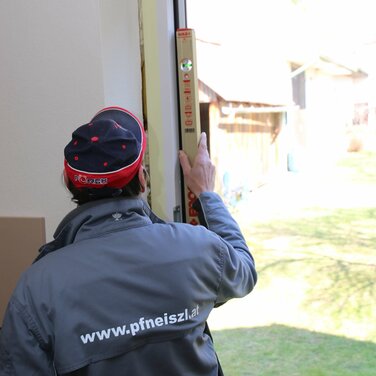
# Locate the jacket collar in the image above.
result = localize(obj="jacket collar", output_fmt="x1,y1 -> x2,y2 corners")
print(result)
34,197 -> 164,263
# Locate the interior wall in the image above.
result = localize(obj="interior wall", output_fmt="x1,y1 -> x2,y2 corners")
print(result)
99,0 -> 142,116
0,0 -> 142,241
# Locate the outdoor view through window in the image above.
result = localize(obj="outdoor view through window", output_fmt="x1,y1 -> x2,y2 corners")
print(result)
186,0 -> 376,374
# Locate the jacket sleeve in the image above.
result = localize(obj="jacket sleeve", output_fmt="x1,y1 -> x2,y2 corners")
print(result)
0,298 -> 55,375
195,192 -> 257,305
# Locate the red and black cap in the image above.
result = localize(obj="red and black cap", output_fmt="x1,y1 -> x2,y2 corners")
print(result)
64,106 -> 146,189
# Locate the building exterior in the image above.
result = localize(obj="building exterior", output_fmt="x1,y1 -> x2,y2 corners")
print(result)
288,56 -> 368,171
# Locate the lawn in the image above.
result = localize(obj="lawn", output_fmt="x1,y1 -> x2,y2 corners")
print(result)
213,326 -> 376,376
209,151 -> 376,375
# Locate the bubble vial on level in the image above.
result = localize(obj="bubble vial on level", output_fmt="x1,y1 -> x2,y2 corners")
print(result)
180,59 -> 193,72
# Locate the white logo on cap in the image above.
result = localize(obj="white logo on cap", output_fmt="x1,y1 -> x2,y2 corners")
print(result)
74,175 -> 108,185
112,213 -> 123,221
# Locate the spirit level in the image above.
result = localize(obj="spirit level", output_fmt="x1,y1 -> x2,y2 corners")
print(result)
176,28 -> 201,225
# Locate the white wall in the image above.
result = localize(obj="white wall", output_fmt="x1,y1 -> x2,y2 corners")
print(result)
0,0 -> 142,240
99,0 -> 142,115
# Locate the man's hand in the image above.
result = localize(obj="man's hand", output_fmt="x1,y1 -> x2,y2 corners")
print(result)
179,132 -> 216,197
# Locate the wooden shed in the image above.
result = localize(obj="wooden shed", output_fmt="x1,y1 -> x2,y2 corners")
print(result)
196,40 -> 293,205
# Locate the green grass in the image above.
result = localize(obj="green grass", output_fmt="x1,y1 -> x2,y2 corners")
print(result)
252,207 -> 376,256
213,326 -> 376,376
250,207 -> 376,323
211,151 -> 376,375
336,151 -> 376,184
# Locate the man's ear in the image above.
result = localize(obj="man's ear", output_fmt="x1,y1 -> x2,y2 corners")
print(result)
63,170 -> 69,187
138,165 -> 146,193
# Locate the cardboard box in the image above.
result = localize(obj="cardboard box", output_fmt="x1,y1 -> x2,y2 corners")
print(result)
0,217 -> 45,324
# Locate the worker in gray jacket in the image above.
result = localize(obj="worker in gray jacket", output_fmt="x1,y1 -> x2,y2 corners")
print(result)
0,106 -> 257,375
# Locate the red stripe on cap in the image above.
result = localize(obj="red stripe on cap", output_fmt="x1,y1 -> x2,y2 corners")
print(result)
64,157 -> 142,189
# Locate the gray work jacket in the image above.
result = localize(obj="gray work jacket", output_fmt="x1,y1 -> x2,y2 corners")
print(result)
0,192 -> 256,375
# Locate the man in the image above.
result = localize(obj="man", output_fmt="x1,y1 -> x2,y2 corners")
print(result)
0,106 -> 257,375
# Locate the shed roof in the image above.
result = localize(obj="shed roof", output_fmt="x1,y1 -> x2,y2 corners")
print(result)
290,55 -> 368,77
196,40 -> 293,106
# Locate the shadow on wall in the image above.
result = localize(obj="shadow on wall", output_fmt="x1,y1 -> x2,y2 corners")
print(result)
212,324 -> 376,376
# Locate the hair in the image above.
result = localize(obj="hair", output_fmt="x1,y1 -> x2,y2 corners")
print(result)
66,173 -> 143,206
